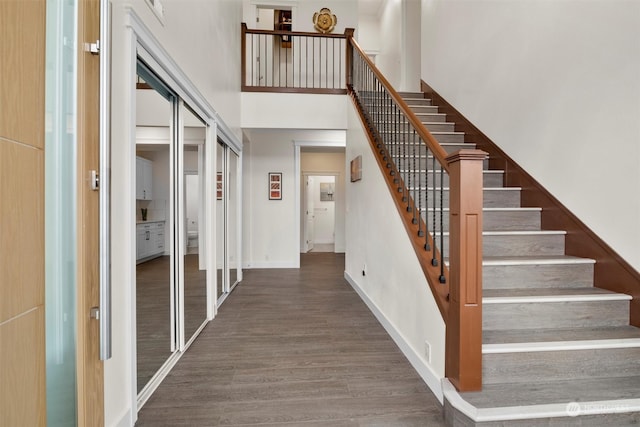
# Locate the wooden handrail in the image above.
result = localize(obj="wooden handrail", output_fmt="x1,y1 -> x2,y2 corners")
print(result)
347,37 -> 450,170
243,27 -> 349,39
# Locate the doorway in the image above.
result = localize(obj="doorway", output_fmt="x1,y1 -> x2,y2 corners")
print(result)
303,175 -> 337,253
296,144 -> 346,260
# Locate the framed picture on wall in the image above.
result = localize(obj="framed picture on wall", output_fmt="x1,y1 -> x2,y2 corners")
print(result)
216,172 -> 223,200
350,155 -> 362,182
269,172 -> 282,200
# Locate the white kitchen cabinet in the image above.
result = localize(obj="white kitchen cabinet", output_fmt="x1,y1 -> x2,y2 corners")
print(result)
136,156 -> 153,200
136,221 -> 165,262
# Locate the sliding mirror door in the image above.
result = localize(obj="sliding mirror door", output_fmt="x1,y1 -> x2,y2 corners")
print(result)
181,103 -> 208,343
135,62 -> 177,393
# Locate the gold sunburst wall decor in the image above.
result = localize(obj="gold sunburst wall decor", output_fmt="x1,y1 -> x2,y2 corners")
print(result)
313,7 -> 337,34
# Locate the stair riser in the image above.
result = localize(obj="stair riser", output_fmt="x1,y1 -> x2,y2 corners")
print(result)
379,132 -> 465,145
422,210 -> 541,232
392,157 -> 489,170
405,99 -> 433,106
369,105 -> 439,114
377,113 -> 447,122
413,189 -> 521,208
400,171 -> 504,188
483,347 -> 640,385
425,122 -> 455,132
440,234 -> 565,258
386,142 -> 474,154
483,263 -> 594,289
483,300 -> 629,331
398,92 -> 425,97
434,133 -> 464,143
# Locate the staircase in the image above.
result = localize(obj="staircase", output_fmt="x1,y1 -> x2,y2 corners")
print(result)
395,91 -> 640,426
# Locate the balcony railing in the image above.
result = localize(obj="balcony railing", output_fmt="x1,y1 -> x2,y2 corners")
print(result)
241,23 -> 351,94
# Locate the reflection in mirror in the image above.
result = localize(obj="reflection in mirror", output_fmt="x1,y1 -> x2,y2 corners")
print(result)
135,66 -> 175,393
182,103 -> 208,343
216,140 -> 226,301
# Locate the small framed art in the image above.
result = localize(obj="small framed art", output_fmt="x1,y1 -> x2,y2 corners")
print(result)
268,172 -> 282,200
350,155 -> 362,182
216,172 -> 223,200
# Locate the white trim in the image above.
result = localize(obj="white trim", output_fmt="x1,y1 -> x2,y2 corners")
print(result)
483,257 -> 596,266
483,293 -> 631,304
111,408 -> 133,427
136,350 -> 183,410
294,144 -> 301,265
443,379 -> 640,423
206,123 -> 217,320
295,140 -> 346,148
417,207 -> 542,212
442,230 -> 566,237
484,338 -> 640,354
344,271 -> 444,404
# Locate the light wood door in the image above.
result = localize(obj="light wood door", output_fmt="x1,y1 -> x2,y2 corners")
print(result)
77,0 -> 104,425
0,0 -> 103,424
0,0 -> 46,425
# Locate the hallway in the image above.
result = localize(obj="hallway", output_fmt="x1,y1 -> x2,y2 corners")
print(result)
136,253 -> 446,426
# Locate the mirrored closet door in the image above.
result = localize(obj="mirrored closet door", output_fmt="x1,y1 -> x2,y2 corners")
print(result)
181,103 -> 209,344
135,61 -> 177,394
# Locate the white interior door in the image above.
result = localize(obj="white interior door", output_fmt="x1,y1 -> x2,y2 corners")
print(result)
304,175 -> 315,253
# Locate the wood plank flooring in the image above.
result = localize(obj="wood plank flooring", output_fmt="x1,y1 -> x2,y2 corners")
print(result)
136,253 -> 446,426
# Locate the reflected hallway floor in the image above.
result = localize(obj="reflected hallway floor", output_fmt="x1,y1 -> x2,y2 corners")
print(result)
136,252 -> 446,426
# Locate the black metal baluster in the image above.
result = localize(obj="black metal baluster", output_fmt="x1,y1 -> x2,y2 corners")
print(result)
431,155 -> 438,266
412,130 -> 418,225
439,167 -> 446,283
424,146 -> 430,251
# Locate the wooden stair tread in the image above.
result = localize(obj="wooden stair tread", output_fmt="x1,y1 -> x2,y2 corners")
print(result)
483,325 -> 640,345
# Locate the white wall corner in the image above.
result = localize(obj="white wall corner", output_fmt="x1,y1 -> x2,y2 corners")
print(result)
344,271 -> 444,403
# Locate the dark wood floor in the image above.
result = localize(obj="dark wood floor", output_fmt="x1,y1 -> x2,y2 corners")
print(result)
136,253 -> 446,426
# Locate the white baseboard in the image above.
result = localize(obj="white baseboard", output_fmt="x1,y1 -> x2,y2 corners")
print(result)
344,271 -> 444,403
110,408 -> 133,427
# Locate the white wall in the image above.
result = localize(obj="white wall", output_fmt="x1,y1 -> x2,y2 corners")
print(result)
421,0 -> 640,273
356,14 -> 381,55
375,0 -> 402,89
108,1 -> 242,425
345,99 -> 445,400
301,153 -> 346,251
241,93 -> 349,129
242,129 -> 346,268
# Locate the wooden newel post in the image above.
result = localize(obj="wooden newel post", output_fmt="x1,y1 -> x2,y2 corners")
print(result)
445,149 -> 486,392
344,28 -> 355,88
